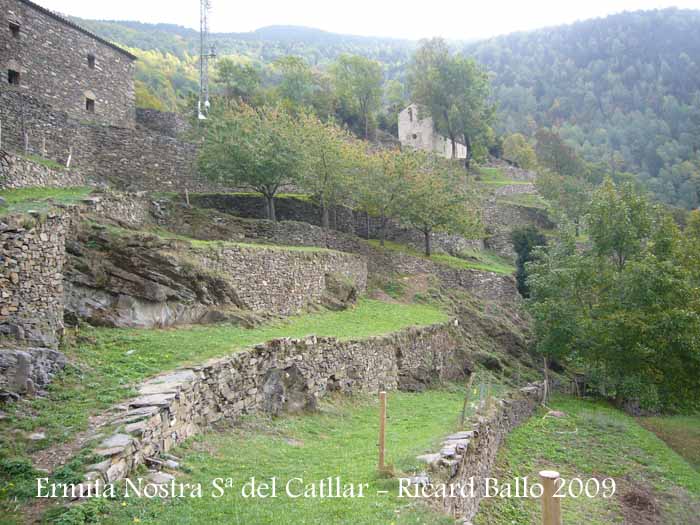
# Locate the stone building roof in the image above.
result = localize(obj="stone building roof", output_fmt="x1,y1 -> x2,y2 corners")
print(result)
15,0 -> 137,60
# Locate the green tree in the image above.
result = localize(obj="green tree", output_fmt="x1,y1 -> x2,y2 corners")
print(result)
511,225 -> 547,297
297,113 -> 357,229
198,103 -> 302,221
528,180 -> 700,411
215,58 -> 261,103
408,39 -> 495,167
502,133 -> 537,170
331,54 -> 383,139
397,154 -> 481,256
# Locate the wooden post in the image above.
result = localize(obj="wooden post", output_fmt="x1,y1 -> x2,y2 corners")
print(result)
378,391 -> 386,472
185,188 -> 191,208
539,470 -> 562,525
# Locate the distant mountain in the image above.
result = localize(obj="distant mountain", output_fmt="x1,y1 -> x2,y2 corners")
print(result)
464,8 -> 700,209
72,19 -> 416,63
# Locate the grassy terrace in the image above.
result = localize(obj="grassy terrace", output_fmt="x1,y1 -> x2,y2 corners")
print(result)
95,389 -> 468,525
0,300 -> 448,458
101,223 -> 336,254
475,396 -> 700,525
368,239 -> 515,275
497,192 -> 548,210
0,186 -> 93,216
474,166 -> 532,187
640,416 -> 700,471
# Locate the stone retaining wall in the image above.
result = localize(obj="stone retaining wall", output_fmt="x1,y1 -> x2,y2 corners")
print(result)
158,202 -> 518,303
0,90 -> 221,192
83,322 -> 463,485
190,244 -> 367,316
0,346 -> 66,397
0,154 -> 86,189
416,383 -> 543,522
191,193 -> 484,257
0,213 -> 68,347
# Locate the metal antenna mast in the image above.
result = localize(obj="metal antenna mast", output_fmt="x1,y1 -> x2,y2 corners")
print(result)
198,0 -> 215,119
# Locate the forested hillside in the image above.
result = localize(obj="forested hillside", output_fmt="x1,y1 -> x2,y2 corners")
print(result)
467,8 -> 700,208
76,9 -> 700,208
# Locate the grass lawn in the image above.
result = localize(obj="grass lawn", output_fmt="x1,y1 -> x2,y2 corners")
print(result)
99,223 -> 334,254
497,193 -> 548,210
0,300 -> 448,457
368,239 -> 515,275
94,388 -> 469,525
474,396 -> 700,525
0,186 -> 93,216
474,167 -> 532,187
639,416 -> 700,471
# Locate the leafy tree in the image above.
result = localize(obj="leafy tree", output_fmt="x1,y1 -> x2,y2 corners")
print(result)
528,179 -> 700,411
297,113 -> 357,228
197,103 -> 302,221
408,38 -> 495,167
135,80 -> 166,111
511,226 -> 547,297
331,54 -> 383,139
215,58 -> 261,102
397,154 -> 481,256
502,133 -> 537,170
273,57 -> 336,118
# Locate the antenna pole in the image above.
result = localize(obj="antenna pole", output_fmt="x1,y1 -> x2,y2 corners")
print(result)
198,0 -> 214,120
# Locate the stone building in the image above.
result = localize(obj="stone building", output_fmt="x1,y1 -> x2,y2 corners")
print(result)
398,103 -> 467,159
1,0 -> 136,128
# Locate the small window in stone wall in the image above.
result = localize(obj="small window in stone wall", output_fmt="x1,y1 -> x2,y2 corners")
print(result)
85,97 -> 95,113
8,69 -> 20,86
87,54 -> 95,69
9,22 -> 20,38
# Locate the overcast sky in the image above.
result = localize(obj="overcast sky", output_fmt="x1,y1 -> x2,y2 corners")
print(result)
35,0 -> 700,40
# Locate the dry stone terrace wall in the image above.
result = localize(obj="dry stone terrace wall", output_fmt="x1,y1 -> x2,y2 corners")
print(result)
190,244 -> 367,316
82,322 -> 463,485
190,193 -> 485,257
0,154 -> 86,189
157,201 -> 518,303
0,213 -> 68,348
0,90 -> 222,192
418,384 -> 543,522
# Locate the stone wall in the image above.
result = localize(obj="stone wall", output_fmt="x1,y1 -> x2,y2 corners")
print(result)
0,153 -> 86,189
135,109 -> 191,138
78,191 -> 153,229
482,198 -> 554,259
418,384 -> 543,522
1,0 -> 135,128
0,213 -> 68,348
493,183 -> 537,196
0,89 -> 218,192
0,346 -> 66,397
191,193 -> 484,258
191,244 -> 367,316
81,321 -> 463,485
157,201 -> 518,303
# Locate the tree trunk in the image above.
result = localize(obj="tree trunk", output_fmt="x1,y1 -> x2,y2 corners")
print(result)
380,214 -> 386,247
320,194 -> 330,229
265,195 -> 277,222
464,134 -> 473,169
424,230 -> 432,257
451,137 -> 457,160
365,212 -> 371,240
